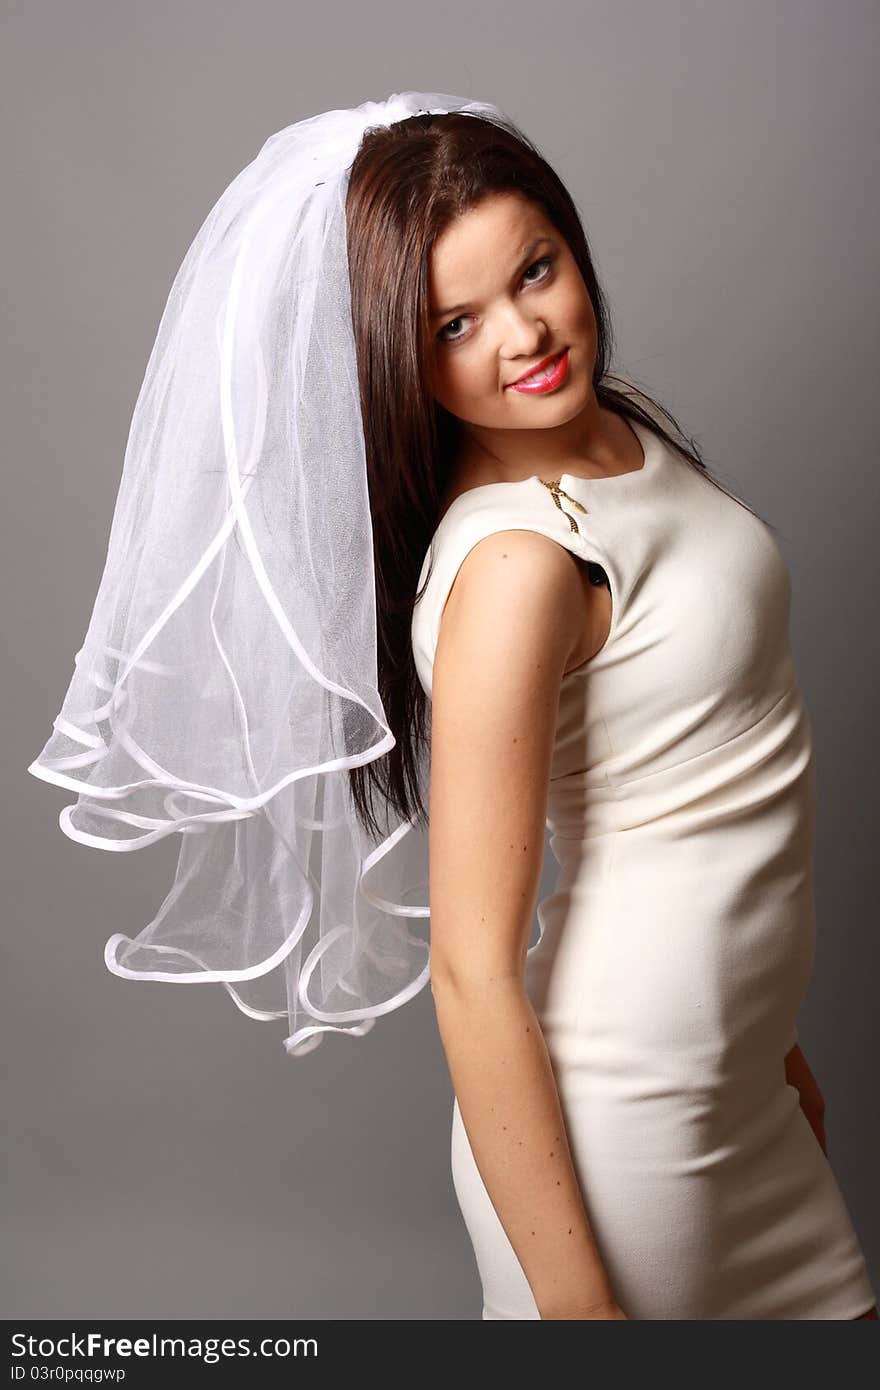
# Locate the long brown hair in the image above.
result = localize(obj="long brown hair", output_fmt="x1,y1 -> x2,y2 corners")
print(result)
344,108 -> 765,842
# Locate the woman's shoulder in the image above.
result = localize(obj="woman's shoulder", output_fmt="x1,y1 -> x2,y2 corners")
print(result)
411,479 -> 603,699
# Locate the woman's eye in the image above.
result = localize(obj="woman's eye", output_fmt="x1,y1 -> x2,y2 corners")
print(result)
437,256 -> 554,344
438,315 -> 469,343
522,255 -> 553,284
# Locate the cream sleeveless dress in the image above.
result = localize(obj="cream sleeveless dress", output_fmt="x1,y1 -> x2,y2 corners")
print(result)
410,399 -> 876,1320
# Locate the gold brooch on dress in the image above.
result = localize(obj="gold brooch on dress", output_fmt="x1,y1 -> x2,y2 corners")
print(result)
537,478 -> 589,534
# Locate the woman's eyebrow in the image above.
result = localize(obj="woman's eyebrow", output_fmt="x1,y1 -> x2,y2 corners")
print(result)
431,236 -> 555,321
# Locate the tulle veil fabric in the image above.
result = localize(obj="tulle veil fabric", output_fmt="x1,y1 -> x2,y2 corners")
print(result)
27,91 -> 511,1057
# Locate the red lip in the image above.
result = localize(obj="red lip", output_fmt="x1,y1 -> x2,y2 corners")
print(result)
506,348 -> 569,392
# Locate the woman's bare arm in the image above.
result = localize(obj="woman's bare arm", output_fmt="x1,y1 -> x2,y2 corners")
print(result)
784,1042 -> 827,1153
428,528 -> 620,1320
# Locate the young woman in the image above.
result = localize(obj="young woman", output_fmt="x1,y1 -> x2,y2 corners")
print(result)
30,94 -> 876,1320
346,109 -> 877,1319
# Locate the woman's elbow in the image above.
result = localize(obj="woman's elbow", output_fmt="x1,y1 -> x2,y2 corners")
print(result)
428,950 -> 526,1002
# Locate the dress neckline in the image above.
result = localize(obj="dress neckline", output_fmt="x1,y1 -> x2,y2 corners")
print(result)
435,415 -> 659,530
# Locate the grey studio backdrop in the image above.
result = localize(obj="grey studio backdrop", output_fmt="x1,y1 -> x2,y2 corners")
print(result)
3,1 -> 877,1320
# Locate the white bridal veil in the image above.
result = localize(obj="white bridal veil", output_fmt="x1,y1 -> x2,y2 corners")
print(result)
28,91 -> 512,1057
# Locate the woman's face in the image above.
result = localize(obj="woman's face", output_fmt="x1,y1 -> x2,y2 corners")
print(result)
427,192 -> 597,434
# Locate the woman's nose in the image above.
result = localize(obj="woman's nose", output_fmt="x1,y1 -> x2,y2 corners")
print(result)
500,309 -> 548,358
